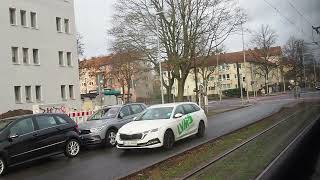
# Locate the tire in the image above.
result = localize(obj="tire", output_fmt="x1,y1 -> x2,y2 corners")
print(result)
104,129 -> 117,147
0,157 -> 7,176
196,121 -> 205,138
64,139 -> 80,158
163,130 -> 175,150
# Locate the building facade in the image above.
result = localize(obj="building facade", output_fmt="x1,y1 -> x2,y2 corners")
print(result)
164,47 -> 283,98
79,56 -> 154,103
0,0 -> 80,114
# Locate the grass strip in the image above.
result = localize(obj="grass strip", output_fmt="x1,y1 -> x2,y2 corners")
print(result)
197,106 -> 320,180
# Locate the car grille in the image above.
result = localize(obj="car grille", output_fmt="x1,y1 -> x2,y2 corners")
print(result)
80,129 -> 91,135
120,133 -> 143,140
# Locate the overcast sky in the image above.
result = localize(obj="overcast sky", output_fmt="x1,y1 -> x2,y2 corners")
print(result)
74,0 -> 320,59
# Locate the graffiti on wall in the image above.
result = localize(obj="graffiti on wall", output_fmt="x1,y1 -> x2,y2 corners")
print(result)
33,104 -> 69,114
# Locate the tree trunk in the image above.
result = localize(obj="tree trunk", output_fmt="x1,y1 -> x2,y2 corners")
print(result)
177,77 -> 187,102
127,81 -> 131,103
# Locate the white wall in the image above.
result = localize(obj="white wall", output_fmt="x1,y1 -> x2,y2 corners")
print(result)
0,0 -> 81,114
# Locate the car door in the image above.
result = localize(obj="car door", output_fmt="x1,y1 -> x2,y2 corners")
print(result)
117,105 -> 133,127
33,115 -> 66,156
172,105 -> 187,140
7,117 -> 38,164
182,104 -> 198,135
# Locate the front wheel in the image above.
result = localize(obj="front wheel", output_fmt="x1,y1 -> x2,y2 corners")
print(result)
196,121 -> 205,138
0,157 -> 7,176
64,139 -> 80,158
163,130 -> 175,150
104,129 -> 117,147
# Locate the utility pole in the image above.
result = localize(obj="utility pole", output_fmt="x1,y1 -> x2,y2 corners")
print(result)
216,44 -> 222,102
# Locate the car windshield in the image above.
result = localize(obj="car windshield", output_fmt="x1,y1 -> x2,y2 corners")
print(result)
0,119 -> 14,131
88,107 -> 120,121
136,107 -> 173,121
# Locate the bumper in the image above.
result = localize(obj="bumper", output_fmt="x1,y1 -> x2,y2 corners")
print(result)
116,137 -> 163,149
80,133 -> 103,145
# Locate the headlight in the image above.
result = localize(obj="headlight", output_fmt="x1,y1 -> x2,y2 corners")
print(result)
90,126 -> 105,133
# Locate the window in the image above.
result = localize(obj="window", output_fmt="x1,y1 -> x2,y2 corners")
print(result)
58,51 -> 64,66
64,19 -> 70,33
22,48 -> 29,64
25,86 -> 32,102
183,104 -> 195,114
61,85 -> 66,100
226,74 -> 230,80
12,47 -> 18,63
30,12 -> 37,28
209,77 -> 214,81
9,8 -> 16,25
235,74 -> 237,79
69,85 -> 74,99
20,10 -> 27,27
174,105 -> 185,116
33,49 -> 39,64
243,77 -> 246,82
191,104 -> 201,111
219,75 -> 222,81
223,75 -> 226,81
35,116 -> 58,130
227,84 -> 231,89
10,118 -> 34,136
14,86 -> 22,103
119,106 -> 131,118
56,17 -> 61,32
35,85 -> 42,102
66,52 -> 72,66
209,87 -> 215,91
131,104 -> 143,114
55,116 -> 67,124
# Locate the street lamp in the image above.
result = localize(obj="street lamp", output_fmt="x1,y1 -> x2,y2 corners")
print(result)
155,11 -> 165,104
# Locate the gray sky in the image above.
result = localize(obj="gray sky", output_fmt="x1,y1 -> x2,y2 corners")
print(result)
74,0 -> 320,59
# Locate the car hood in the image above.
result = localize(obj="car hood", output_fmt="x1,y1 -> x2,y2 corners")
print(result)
119,119 -> 169,134
78,119 -> 111,130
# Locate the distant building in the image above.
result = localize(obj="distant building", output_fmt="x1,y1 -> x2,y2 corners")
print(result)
0,0 -> 81,114
79,55 -> 154,103
163,47 -> 284,98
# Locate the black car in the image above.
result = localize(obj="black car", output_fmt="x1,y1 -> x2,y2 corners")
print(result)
0,113 -> 81,175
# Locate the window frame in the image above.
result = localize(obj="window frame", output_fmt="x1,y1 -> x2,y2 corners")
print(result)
58,51 -> 64,66
56,17 -> 62,32
66,52 -> 72,66
32,48 -> 40,65
20,10 -> 27,27
14,86 -> 22,103
30,12 -> 37,29
69,85 -> 75,100
9,8 -> 17,25
64,18 -> 70,33
12,47 -> 19,64
22,47 -> 29,64
61,85 -> 66,101
35,85 -> 42,102
25,86 -> 32,103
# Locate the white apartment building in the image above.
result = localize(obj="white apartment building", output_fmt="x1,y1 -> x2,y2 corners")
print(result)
0,0 -> 80,114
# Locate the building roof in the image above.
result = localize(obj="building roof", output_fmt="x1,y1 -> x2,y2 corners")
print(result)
79,55 -> 113,69
204,46 -> 282,66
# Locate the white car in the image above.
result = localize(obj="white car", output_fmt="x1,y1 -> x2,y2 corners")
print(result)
116,102 -> 207,150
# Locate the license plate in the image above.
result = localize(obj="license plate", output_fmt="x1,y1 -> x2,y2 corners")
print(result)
123,141 -> 137,146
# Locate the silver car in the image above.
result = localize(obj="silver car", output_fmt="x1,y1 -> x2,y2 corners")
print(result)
78,103 -> 146,147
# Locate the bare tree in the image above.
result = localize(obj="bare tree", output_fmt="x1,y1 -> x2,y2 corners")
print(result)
250,24 -> 278,95
77,33 -> 85,59
109,0 -> 245,102
106,50 -> 144,103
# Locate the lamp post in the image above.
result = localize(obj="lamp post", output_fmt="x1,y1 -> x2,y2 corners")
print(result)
241,21 -> 249,102
155,11 -> 165,104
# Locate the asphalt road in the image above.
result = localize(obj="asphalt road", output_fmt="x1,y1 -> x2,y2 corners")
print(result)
3,92 -> 319,180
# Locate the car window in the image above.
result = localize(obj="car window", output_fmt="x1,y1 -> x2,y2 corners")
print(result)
88,107 -> 120,121
191,104 -> 201,111
119,106 -> 131,118
10,117 -> 34,135
183,104 -> 195,114
136,107 -> 174,121
35,116 -> 58,130
55,116 -> 68,124
174,105 -> 185,115
131,104 -> 143,114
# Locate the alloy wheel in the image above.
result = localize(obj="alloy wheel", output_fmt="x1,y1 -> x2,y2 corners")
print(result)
109,131 -> 117,146
67,140 -> 80,156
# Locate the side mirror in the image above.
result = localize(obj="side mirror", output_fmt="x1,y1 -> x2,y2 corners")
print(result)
174,113 -> 183,118
133,117 -> 137,121
118,114 -> 123,119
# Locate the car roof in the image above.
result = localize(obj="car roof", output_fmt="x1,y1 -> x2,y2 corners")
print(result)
102,103 -> 146,109
0,113 -> 66,121
148,102 -> 196,108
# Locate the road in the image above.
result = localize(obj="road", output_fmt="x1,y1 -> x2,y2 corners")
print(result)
3,92 -> 320,180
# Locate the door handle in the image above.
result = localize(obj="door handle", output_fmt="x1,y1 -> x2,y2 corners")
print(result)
33,133 -> 38,137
